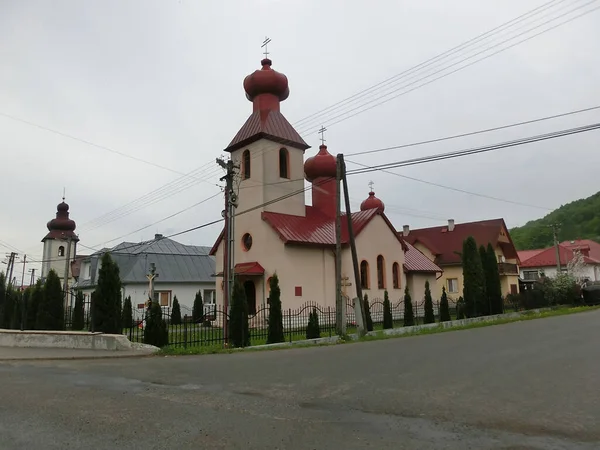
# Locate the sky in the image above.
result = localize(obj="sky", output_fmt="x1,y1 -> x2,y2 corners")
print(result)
1,0 -> 599,280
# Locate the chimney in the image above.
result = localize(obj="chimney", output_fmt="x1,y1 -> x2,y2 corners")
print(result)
403,225 -> 410,236
448,219 -> 455,232
155,233 -> 163,240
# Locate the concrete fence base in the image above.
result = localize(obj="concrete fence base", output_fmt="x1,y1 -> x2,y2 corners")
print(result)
0,329 -> 136,351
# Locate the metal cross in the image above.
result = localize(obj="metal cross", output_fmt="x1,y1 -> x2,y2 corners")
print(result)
368,180 -> 374,192
318,126 -> 327,145
261,37 -> 271,59
62,187 -> 66,202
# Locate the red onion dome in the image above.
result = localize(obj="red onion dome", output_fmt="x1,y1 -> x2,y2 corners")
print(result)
360,191 -> 385,213
304,145 -> 337,182
243,58 -> 290,102
47,201 -> 76,232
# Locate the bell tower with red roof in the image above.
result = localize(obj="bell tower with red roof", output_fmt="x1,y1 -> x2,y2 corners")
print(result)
224,51 -> 310,217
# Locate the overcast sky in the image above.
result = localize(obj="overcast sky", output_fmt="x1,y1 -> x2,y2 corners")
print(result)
1,0 -> 599,278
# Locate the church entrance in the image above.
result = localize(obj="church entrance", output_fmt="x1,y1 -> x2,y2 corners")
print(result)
243,280 -> 257,315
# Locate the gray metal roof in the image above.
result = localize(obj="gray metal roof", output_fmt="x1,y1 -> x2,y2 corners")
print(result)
76,237 -> 215,287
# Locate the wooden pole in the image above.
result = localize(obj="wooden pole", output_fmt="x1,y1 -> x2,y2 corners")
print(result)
335,159 -> 343,335
339,154 -> 366,336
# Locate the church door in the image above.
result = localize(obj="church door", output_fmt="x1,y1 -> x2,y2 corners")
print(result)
243,280 -> 257,315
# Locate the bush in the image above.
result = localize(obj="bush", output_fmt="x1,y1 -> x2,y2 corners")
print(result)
439,287 -> 451,322
383,290 -> 393,329
171,296 -> 182,325
306,307 -> 321,339
229,279 -> 249,348
72,290 -> 85,331
423,281 -> 435,324
121,295 -> 133,328
26,280 -> 43,329
192,290 -> 204,323
36,269 -> 64,330
267,274 -> 284,344
144,301 -> 168,347
92,253 -> 122,334
403,286 -> 415,327
363,294 -> 373,332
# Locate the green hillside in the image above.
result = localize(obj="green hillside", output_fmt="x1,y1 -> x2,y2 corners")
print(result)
510,191 -> 600,250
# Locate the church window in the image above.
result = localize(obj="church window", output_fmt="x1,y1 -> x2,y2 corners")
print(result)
377,255 -> 386,289
392,262 -> 400,289
242,233 -> 253,251
279,148 -> 289,179
242,150 -> 251,179
360,260 -> 370,289
58,246 -> 65,257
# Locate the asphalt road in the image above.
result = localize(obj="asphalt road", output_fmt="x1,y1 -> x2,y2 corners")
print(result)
1,310 -> 599,449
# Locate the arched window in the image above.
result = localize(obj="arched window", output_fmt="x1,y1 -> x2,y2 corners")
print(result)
58,246 -> 65,257
242,149 -> 251,180
279,148 -> 289,179
377,255 -> 386,289
392,262 -> 400,289
360,260 -> 370,289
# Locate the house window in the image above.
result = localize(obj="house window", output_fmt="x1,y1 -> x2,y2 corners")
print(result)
153,291 -> 171,307
392,262 -> 400,289
447,278 -> 459,294
279,148 -> 289,179
58,246 -> 65,257
203,289 -> 216,304
377,255 -> 386,289
523,270 -> 539,281
242,149 -> 251,180
360,260 -> 370,289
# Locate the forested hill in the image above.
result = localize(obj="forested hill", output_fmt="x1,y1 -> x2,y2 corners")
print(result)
510,191 -> 600,250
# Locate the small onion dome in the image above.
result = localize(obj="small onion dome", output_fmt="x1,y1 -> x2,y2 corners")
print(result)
304,145 -> 337,182
360,191 -> 385,213
243,58 -> 290,102
47,201 -> 76,232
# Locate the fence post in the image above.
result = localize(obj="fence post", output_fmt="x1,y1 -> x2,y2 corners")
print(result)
328,306 -> 332,337
241,309 -> 245,348
184,314 -> 188,349
288,308 -> 292,343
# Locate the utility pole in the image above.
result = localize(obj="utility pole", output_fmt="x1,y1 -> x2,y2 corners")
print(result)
339,154 -> 367,337
335,156 -> 344,335
20,255 -> 27,331
3,252 -> 17,307
62,235 -> 73,311
217,157 -> 238,345
29,269 -> 35,287
549,223 -> 562,274
20,255 -> 27,289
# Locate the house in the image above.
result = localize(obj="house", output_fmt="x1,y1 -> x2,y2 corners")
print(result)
210,56 -> 441,310
518,239 -> 600,282
73,234 -> 216,317
401,218 -> 521,302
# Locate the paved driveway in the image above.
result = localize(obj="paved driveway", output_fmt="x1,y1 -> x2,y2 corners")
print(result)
1,310 -> 599,449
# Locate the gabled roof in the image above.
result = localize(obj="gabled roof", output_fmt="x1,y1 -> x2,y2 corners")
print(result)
402,218 -> 519,266
517,249 -> 545,262
560,239 -> 600,261
401,240 -> 442,273
209,206 -> 408,254
225,110 -> 310,152
519,244 -> 600,268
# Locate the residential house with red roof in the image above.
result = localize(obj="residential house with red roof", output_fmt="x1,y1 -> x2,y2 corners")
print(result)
210,57 -> 441,311
518,239 -> 600,282
401,219 -> 521,302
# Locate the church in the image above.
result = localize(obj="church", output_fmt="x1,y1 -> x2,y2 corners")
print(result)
210,56 -> 442,311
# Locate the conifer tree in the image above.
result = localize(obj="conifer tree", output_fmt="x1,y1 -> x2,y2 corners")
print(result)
121,295 -> 133,328
363,293 -> 373,332
36,269 -> 64,330
423,280 -> 435,324
92,253 -> 122,334
26,279 -> 43,329
267,274 -> 285,343
10,291 -> 22,330
456,296 -> 466,319
229,279 -> 249,347
306,307 -> 321,339
479,245 -> 491,315
72,290 -> 85,331
485,243 -> 504,314
439,286 -> 451,322
462,237 -> 486,318
0,272 -> 5,326
144,300 -> 168,347
383,290 -> 393,329
171,296 -> 182,325
403,285 -> 415,326
192,290 -> 204,323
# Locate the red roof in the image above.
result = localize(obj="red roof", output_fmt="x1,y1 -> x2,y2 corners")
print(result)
402,218 -> 519,266
519,244 -> 600,268
402,240 -> 442,273
225,110 -> 309,153
517,249 -> 544,262
560,239 -> 600,261
215,261 -> 266,277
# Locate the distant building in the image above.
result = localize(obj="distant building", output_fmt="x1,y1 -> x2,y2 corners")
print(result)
401,219 -> 521,301
41,199 -> 79,287
73,235 -> 216,317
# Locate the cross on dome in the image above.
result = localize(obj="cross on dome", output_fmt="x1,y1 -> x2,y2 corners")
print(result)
318,125 -> 327,145
261,37 -> 271,59
368,181 -> 374,193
